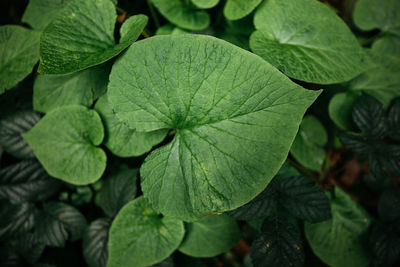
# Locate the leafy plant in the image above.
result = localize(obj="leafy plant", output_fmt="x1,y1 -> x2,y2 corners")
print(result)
0,0 -> 399,266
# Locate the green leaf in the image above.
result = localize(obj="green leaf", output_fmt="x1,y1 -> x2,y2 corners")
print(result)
368,222 -> 400,267
223,0 -> 262,21
71,186 -> 93,206
94,95 -> 167,157
0,25 -> 40,94
304,187 -> 372,267
156,24 -> 176,35
0,110 -> 40,159
22,105 -> 106,185
34,64 -> 110,113
16,233 -> 45,264
108,34 -> 320,221
278,175 -> 331,223
328,92 -> 359,130
388,97 -> 400,140
0,201 -> 36,239
152,0 -> 210,30
349,48 -> 400,107
36,202 -> 87,247
372,35 -> 400,59
0,159 -> 61,204
83,218 -> 111,267
178,214 -> 240,257
97,166 -> 138,217
250,0 -> 370,84
353,0 -> 400,36
378,187 -> 400,222
191,0 -> 219,9
107,197 -> 184,267
22,0 -> 72,31
290,115 -> 327,171
339,134 -> 370,154
352,94 -> 387,140
251,216 -> 304,267
38,0 -> 148,74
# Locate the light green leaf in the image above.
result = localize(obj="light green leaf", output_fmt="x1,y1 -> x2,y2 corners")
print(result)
108,34 -> 320,221
83,218 -> 111,267
38,0 -> 148,74
349,48 -> 400,107
22,105 -> 106,185
353,0 -> 400,36
250,0 -> 370,84
152,0 -> 210,30
179,214 -> 240,257
94,95 -> 167,157
0,25 -> 40,94
97,166 -> 138,217
290,116 -> 327,171
224,0 -> 262,21
328,92 -> 360,130
36,202 -> 87,247
191,0 -> 219,9
34,64 -> 110,113
22,0 -> 72,31
0,110 -> 40,159
107,197 -> 184,267
156,24 -> 176,35
304,187 -> 372,267
372,35 -> 400,58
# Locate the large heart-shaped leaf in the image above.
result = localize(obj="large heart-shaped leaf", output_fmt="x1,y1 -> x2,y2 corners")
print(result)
304,187 -> 372,267
36,202 -> 87,247
250,0 -> 370,84
108,34 -> 320,221
38,0 -> 148,74
0,159 -> 61,204
83,218 -> 111,267
353,0 -> 400,36
22,0 -> 73,31
0,25 -> 40,94
22,105 -> 106,185
178,214 -> 240,257
152,0 -> 210,30
94,95 -> 167,157
107,197 -> 184,267
223,0 -> 262,21
0,110 -> 40,159
290,115 -> 327,171
34,64 -> 110,113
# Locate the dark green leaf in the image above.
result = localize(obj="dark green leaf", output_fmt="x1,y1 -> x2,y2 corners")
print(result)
22,0 -> 72,31
290,116 -> 327,171
108,34 -> 320,221
250,0 -> 370,84
372,35 -> 400,59
83,218 -> 111,267
71,186 -> 92,206
378,187 -> 400,222
152,0 -> 210,30
339,133 -> 370,154
0,159 -> 61,204
36,202 -> 87,247
97,166 -> 138,217
352,94 -> 387,140
388,97 -> 400,140
304,187 -> 372,267
0,202 -> 36,239
369,222 -> 400,267
278,176 -> 331,223
0,247 -> 20,267
94,95 -> 167,157
0,110 -> 40,159
38,0 -> 148,74
22,105 -> 106,185
369,145 -> 400,179
223,0 -> 262,21
251,216 -> 304,267
0,25 -> 40,94
178,214 -> 240,257
107,197 -> 184,267
34,64 -> 110,113
16,233 -> 45,264
353,0 -> 400,36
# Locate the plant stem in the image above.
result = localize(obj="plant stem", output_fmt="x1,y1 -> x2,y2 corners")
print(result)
146,0 -> 160,29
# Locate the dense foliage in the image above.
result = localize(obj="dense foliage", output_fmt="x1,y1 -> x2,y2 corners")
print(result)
0,0 -> 399,266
